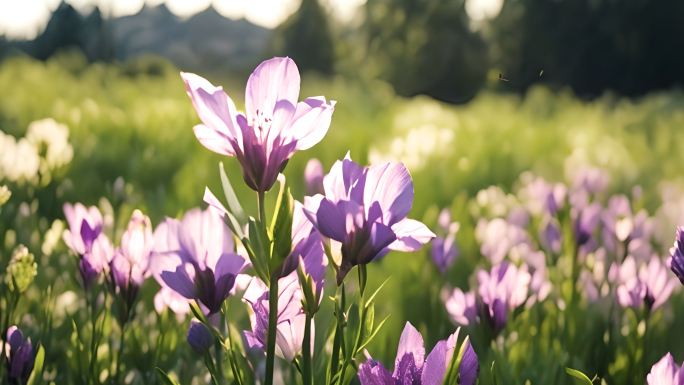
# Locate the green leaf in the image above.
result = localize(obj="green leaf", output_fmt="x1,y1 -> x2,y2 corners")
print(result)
241,239 -> 270,285
565,368 -> 594,385
156,368 -> 182,385
219,162 -> 248,227
26,343 -> 45,385
356,313 -> 390,354
248,218 -> 272,277
344,304 -> 360,361
270,176 -> 294,273
221,208 -> 245,240
365,276 -> 391,309
491,361 -> 499,385
443,330 -> 464,385
361,301 -> 374,349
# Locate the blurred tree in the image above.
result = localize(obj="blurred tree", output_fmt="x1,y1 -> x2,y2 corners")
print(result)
362,0 -> 489,103
273,0 -> 335,75
490,0 -> 684,98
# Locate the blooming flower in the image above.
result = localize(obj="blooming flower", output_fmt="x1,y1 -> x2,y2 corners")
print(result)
63,203 -> 113,288
303,154 -> 434,284
63,203 -> 103,257
182,57 -> 335,192
574,202 -> 601,247
670,227 -> 684,285
150,217 -> 190,316
187,319 -> 214,354
358,322 -> 479,385
617,256 -> 676,312
446,262 -> 531,332
431,209 -> 460,274
647,352 -> 684,385
160,208 -> 247,314
5,326 -> 36,385
304,158 -> 324,196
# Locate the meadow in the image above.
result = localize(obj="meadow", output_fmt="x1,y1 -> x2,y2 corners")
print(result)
2,51 -> 684,384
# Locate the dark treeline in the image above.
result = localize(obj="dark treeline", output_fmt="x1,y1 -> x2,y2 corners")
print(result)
1,0 -> 683,103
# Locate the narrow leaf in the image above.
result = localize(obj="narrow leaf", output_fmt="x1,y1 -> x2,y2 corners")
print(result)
270,176 -> 294,272
219,162 -> 247,226
565,368 -> 594,385
356,313 -> 390,354
157,368 -> 182,385
365,276 -> 391,309
26,343 -> 45,385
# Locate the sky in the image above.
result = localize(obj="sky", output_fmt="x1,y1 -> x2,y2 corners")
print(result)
0,0 -> 502,40
0,0 -> 367,39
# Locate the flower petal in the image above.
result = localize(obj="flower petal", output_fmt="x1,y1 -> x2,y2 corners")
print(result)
389,218 -> 435,252
289,97 -> 336,151
364,161 -> 414,225
245,57 -> 300,125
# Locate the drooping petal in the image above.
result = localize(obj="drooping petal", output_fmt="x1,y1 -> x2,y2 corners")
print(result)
181,72 -> 242,154
161,264 -> 198,300
388,218 -> 435,252
289,97 -> 336,151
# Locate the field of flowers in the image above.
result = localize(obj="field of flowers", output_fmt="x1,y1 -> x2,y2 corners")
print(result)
2,51 -> 684,384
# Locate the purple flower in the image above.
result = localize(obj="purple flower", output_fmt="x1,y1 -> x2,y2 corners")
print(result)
477,218 -> 530,265
149,217 -> 191,316
5,326 -> 35,385
109,210 -> 154,322
521,177 -> 566,216
574,202 -> 601,246
80,233 -> 114,289
63,202 -> 103,256
477,262 -> 531,332
445,288 -> 477,326
63,203 -> 111,288
181,57 -> 336,192
431,209 -> 460,274
304,158 -> 324,196
187,319 -> 214,354
160,208 -> 247,315
573,167 -> 610,195
539,214 -> 562,254
647,352 -> 684,385
358,322 -> 479,385
242,275 -> 310,363
617,256 -> 677,312
303,154 -> 435,284
242,214 -> 326,362
670,227 -> 684,285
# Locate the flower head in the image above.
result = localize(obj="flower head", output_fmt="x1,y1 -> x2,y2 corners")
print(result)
187,319 -> 214,354
617,256 -> 677,312
574,202 -> 601,246
669,227 -> 684,285
647,352 -> 684,385
304,158 -> 324,196
150,217 -> 191,316
160,208 -> 247,314
63,203 -> 103,257
5,326 -> 36,385
182,57 -> 335,192
304,154 -> 434,284
358,322 -> 479,385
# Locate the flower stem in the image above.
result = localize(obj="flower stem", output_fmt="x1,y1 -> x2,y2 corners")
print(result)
258,191 -> 266,224
302,312 -> 313,385
339,265 -> 367,385
114,324 -> 126,384
265,275 -> 279,385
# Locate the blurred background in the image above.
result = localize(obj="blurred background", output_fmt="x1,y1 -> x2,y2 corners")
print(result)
3,0 -> 684,383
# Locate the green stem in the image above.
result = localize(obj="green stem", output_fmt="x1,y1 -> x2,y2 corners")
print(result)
258,191 -> 266,224
87,292 -> 97,385
264,275 -> 279,385
302,312 -> 313,385
339,265 -> 367,385
114,324 -> 126,384
328,284 -> 344,384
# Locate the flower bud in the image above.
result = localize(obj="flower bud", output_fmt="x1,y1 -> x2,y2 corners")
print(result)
6,245 -> 37,293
